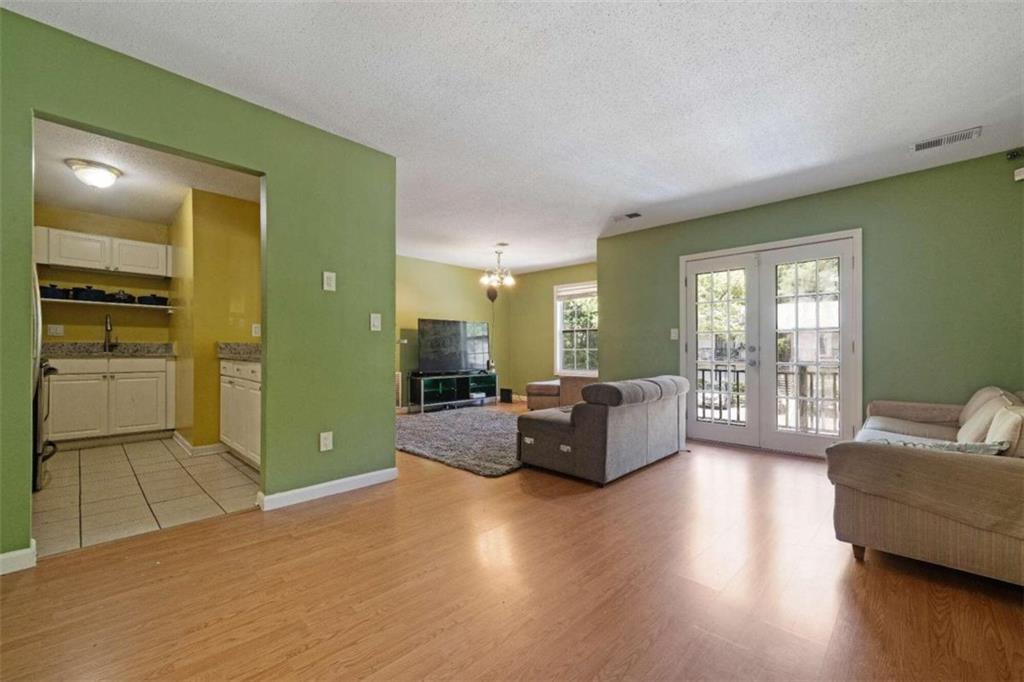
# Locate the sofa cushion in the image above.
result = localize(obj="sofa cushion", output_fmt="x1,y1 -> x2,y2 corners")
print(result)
641,375 -> 689,399
958,394 -> 1016,443
582,379 -> 659,406
861,416 -> 958,441
517,407 -> 572,439
959,386 -> 1007,426
526,380 -> 560,396
987,406 -> 1024,457
855,428 -> 952,448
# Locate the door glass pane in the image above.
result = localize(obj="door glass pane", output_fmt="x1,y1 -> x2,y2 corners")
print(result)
774,257 -> 842,436
695,268 -> 747,426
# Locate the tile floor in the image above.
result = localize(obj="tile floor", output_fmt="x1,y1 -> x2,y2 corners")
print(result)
33,438 -> 260,558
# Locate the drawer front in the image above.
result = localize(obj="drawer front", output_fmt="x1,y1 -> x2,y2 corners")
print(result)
240,362 -> 261,382
109,357 -> 166,373
220,360 -> 231,377
48,358 -> 109,375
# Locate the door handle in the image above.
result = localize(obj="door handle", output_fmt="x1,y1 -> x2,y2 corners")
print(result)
747,359 -> 758,367
747,345 -> 758,353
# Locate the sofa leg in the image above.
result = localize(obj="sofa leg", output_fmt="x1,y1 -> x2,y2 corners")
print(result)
852,544 -> 865,561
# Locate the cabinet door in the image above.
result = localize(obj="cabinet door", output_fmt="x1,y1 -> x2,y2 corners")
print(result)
111,238 -> 168,276
46,374 -> 109,440
220,377 -> 237,449
109,372 -> 166,434
242,380 -> 261,463
47,229 -> 111,270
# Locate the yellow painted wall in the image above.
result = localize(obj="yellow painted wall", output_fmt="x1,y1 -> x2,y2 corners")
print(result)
35,203 -> 172,342
170,189 -> 261,445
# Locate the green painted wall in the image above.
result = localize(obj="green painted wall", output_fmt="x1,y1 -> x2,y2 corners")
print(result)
0,12 -> 396,553
599,153 -> 1024,406
395,256 -> 510,404
506,263 -> 598,394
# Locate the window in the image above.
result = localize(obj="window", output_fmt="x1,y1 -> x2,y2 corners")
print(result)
554,282 -> 598,375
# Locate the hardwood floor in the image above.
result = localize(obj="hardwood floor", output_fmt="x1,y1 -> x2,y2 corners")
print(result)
2,429 -> 1021,680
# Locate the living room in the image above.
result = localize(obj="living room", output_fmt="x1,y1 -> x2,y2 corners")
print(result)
1,4 -> 1022,681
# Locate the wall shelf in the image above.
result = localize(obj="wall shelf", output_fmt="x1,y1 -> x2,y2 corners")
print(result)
41,298 -> 173,313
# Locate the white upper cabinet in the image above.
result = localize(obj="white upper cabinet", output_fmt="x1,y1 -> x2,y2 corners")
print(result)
37,227 -> 169,277
47,228 -> 110,270
111,238 -> 167,276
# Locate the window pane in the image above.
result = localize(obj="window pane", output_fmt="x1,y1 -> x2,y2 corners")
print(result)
797,331 -> 816,363
697,334 -> 714,362
587,330 -> 598,349
799,399 -> 818,433
819,365 -> 839,399
797,365 -> 816,397
732,369 -> 746,394
776,365 -> 796,397
777,398 -> 796,430
818,331 -> 840,362
697,273 -> 713,302
562,331 -> 573,350
697,303 -> 713,332
728,269 -> 746,300
729,334 -> 745,361
728,301 -> 745,330
818,258 -> 839,293
713,271 -> 729,299
587,350 -> 598,370
797,261 -> 817,294
714,333 -> 729,361
714,365 -> 729,391
776,332 -> 793,363
819,400 -> 839,435
819,294 -> 839,328
776,264 -> 796,296
797,296 -> 817,329
575,331 -> 587,348
777,297 -> 796,330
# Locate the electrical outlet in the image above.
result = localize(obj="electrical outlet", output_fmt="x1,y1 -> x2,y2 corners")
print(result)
670,328 -> 679,341
370,313 -> 382,332
47,324 -> 64,337
251,323 -> 261,337
319,431 -> 333,452
322,271 -> 337,292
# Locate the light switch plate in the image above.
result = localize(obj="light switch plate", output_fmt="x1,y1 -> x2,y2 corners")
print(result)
322,271 -> 337,292
319,431 -> 333,452
47,324 -> 65,337
670,328 -> 679,341
1015,166 -> 1024,182
369,313 -> 382,332
251,323 -> 261,337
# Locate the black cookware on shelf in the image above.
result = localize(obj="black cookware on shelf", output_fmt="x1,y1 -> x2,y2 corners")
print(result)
137,294 -> 169,306
39,283 -> 70,299
106,290 -> 137,304
71,285 -> 106,302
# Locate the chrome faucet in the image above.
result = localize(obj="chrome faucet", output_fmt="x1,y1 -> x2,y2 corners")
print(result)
103,314 -> 117,352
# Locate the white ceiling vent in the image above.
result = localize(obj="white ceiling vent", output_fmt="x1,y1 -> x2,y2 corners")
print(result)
612,212 -> 642,223
912,126 -> 982,152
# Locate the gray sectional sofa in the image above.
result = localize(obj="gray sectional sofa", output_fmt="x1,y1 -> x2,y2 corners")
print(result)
517,375 -> 689,485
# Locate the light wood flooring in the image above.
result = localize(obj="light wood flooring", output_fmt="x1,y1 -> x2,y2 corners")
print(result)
2,417 -> 1021,680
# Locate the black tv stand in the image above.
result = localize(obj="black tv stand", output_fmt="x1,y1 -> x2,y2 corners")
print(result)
409,371 -> 498,413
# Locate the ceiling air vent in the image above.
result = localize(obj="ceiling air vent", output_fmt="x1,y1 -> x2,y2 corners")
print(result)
912,126 -> 982,152
613,211 -> 642,223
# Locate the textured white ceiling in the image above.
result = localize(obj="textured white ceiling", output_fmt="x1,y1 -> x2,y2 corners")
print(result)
34,119 -> 260,225
9,3 -> 1023,271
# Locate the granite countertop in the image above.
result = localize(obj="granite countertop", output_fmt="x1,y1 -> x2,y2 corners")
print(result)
217,342 -> 261,362
42,342 -> 176,359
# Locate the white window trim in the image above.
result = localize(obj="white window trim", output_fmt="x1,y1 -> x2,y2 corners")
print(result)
553,281 -> 599,378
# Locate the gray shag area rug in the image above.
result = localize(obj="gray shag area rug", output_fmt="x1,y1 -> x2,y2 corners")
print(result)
396,408 -> 521,477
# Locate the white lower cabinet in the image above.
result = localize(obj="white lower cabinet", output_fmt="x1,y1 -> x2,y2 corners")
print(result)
109,372 -> 167,434
220,361 -> 261,467
44,358 -> 172,441
46,373 -> 110,440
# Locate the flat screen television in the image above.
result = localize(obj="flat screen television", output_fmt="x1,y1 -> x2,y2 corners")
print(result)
418,319 -> 490,373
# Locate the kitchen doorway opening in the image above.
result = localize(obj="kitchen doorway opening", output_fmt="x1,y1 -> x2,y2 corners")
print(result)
30,116 -> 266,558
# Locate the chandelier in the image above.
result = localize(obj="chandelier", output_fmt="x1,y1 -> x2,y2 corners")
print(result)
480,244 -> 515,288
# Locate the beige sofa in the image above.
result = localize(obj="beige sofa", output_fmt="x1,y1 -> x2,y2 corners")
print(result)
525,376 -> 594,410
826,387 -> 1024,585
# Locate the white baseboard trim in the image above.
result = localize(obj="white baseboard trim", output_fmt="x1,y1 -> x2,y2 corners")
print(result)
173,431 -> 228,457
257,467 -> 398,511
0,539 -> 37,575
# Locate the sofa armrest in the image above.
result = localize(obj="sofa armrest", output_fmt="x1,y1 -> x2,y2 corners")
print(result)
826,440 -> 1024,539
865,400 -> 962,425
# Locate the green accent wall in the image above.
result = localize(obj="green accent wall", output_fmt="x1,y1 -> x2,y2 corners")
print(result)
1,12 -> 396,553
506,263 -> 598,394
598,153 -> 1024,406
396,256 -> 510,404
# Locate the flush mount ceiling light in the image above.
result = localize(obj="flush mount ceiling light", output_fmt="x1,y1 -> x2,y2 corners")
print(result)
65,158 -> 123,188
480,243 -> 515,288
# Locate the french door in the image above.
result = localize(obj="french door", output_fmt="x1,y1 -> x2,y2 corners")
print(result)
683,234 -> 860,456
